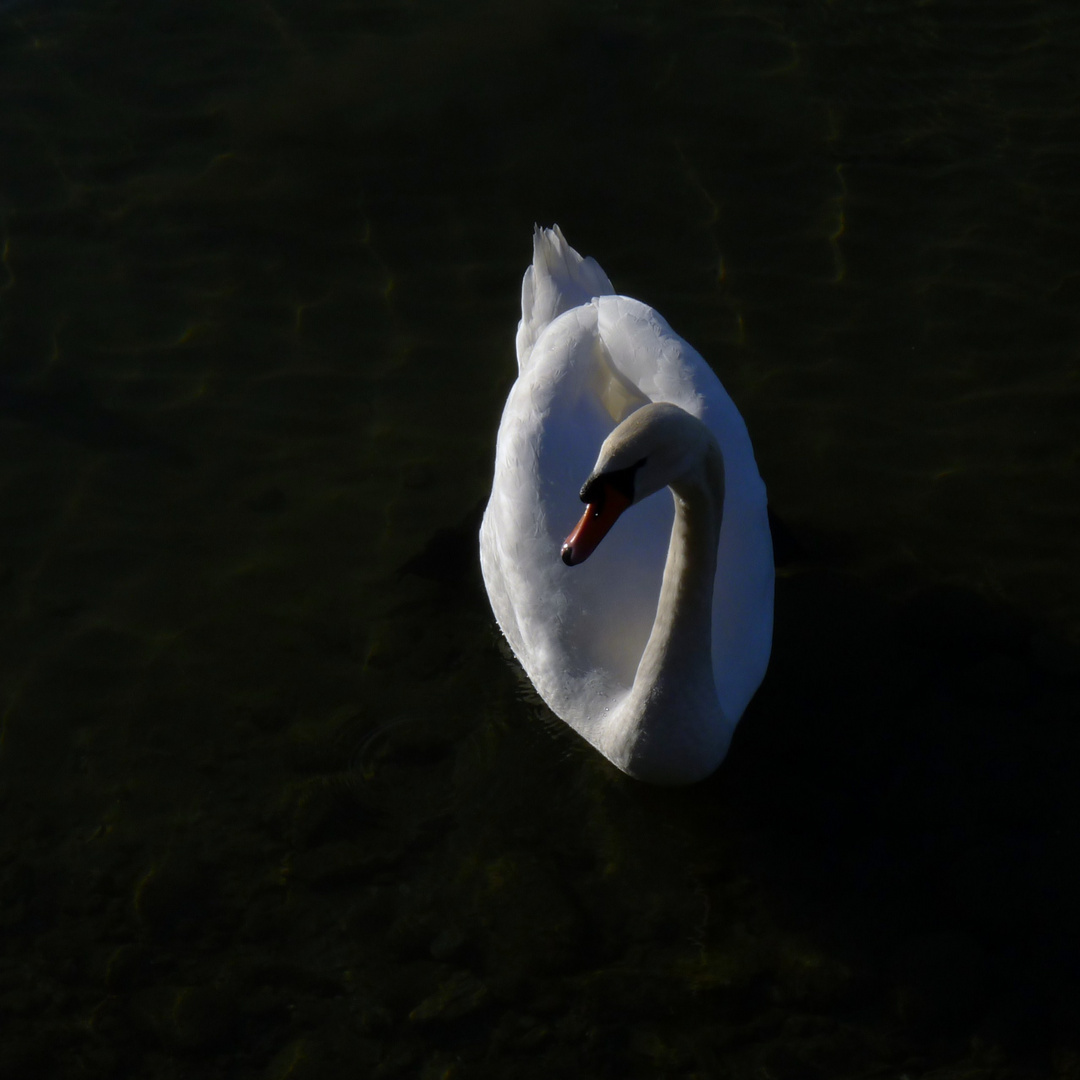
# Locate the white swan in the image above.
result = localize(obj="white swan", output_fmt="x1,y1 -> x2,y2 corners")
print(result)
479,226 -> 774,785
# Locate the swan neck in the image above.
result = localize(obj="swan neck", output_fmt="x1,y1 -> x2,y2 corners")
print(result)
607,443 -> 728,784
656,487 -> 722,658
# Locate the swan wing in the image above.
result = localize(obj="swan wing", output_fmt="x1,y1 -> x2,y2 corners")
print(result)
483,304 -> 650,741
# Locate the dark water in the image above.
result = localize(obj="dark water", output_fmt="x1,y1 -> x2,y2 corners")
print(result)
2,1 -> 1079,1077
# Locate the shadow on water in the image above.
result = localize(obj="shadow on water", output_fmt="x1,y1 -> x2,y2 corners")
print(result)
331,519 -> 1080,1078
725,562 -> 1080,1059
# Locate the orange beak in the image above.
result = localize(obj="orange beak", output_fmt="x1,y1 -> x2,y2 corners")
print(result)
561,486 -> 632,566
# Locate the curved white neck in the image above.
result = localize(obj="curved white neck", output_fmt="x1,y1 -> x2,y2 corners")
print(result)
599,443 -> 729,784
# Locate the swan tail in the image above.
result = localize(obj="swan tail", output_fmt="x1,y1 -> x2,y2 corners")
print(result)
516,224 -> 615,372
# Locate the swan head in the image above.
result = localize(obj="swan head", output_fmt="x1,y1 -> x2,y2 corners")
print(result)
561,402 -> 722,566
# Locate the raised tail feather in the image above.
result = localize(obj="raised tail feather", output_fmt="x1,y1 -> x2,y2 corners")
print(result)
515,224 -> 615,372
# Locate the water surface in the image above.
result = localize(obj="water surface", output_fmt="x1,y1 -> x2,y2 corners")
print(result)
1,2 -> 1078,1077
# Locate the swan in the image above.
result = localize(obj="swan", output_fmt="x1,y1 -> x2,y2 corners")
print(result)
479,226 -> 774,785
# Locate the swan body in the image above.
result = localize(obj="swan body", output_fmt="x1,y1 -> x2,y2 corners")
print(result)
479,226 -> 773,784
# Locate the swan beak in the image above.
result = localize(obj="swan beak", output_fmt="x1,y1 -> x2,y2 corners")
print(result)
561,487 -> 632,566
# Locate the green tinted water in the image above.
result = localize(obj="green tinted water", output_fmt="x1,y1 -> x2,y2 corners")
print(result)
1,2 -> 1078,1077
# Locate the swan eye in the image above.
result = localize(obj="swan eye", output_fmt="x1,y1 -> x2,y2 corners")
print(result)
579,457 -> 646,506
